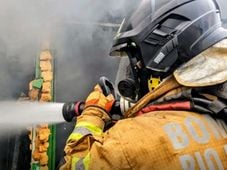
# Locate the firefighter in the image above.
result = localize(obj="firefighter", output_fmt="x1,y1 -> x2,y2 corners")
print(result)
60,0 -> 227,169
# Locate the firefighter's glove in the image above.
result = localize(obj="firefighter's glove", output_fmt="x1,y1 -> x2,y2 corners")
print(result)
83,84 -> 115,122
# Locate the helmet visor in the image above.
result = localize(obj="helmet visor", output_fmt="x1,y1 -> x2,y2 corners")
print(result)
115,54 -> 130,91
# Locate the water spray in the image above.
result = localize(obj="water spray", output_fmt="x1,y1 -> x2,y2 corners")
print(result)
0,77 -> 135,134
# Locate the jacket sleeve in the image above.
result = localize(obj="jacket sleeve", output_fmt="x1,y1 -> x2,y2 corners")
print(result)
59,107 -> 130,170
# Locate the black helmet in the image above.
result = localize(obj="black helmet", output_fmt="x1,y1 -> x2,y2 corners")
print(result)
111,0 -> 227,100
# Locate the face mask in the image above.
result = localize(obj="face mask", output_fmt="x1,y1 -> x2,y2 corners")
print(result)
115,50 -> 162,102
115,48 -> 150,102
115,56 -> 139,102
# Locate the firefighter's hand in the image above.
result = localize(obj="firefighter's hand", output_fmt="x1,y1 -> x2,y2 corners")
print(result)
82,84 -> 115,122
85,84 -> 115,112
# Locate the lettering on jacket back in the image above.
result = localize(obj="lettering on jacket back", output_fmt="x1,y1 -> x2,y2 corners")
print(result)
163,115 -> 227,170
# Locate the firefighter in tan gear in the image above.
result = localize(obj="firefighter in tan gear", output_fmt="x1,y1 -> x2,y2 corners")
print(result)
60,0 -> 227,169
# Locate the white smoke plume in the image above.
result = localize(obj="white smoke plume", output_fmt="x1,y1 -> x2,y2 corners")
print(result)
0,0 -> 139,101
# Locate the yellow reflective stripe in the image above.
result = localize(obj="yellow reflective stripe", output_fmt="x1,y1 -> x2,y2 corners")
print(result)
76,122 -> 102,136
71,153 -> 91,170
67,122 -> 102,141
68,133 -> 83,141
83,153 -> 91,170
71,156 -> 80,170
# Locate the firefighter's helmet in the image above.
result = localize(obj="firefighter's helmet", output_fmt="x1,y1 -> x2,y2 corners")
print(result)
111,0 -> 227,100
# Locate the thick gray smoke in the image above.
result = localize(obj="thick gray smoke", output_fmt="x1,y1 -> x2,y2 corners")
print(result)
0,0 -> 226,101
0,0 -> 139,101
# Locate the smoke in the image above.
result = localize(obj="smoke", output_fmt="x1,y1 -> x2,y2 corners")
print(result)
0,0 -> 226,101
0,0 -> 139,101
